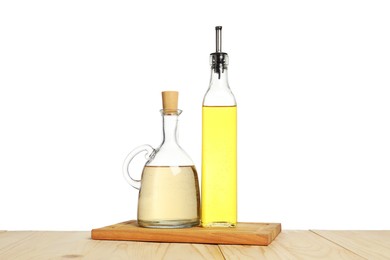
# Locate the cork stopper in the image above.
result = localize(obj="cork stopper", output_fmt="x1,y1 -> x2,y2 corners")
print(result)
162,91 -> 179,114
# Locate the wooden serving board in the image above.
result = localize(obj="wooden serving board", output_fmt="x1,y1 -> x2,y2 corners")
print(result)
91,220 -> 281,245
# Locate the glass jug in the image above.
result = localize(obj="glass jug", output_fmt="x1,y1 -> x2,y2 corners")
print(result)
123,91 -> 200,228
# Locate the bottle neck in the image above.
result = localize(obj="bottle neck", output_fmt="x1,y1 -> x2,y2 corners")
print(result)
210,67 -> 229,88
203,66 -> 236,106
161,113 -> 179,146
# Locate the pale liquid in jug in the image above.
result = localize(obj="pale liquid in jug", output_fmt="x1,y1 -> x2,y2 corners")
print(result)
138,165 -> 200,228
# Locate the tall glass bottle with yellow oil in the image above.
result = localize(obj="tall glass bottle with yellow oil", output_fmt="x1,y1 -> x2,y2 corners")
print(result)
202,26 -> 237,227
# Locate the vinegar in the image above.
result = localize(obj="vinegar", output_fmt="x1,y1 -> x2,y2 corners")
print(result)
201,105 -> 237,227
138,166 -> 200,228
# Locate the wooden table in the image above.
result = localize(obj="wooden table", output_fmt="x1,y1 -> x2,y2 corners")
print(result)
1,230 -> 389,259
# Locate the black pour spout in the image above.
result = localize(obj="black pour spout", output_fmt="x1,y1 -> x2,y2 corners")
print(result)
211,26 -> 228,79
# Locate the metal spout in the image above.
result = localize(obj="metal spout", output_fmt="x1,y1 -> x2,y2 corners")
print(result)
216,26 -> 222,52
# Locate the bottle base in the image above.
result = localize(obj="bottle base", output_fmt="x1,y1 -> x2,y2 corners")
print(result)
201,221 -> 236,228
138,219 -> 199,229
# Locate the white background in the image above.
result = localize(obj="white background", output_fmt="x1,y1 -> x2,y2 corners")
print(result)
1,1 -> 390,230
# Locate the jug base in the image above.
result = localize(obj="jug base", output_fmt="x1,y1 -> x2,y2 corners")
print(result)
138,219 -> 199,229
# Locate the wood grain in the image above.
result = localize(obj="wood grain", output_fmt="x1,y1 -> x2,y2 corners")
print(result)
312,230 -> 390,260
0,231 -> 34,252
2,230 -> 389,259
91,220 -> 281,245
0,231 -> 223,260
219,231 -> 364,259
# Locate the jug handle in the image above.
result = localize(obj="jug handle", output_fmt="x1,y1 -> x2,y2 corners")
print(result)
123,144 -> 155,190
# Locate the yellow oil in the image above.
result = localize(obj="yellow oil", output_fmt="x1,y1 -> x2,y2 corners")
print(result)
201,106 -> 237,227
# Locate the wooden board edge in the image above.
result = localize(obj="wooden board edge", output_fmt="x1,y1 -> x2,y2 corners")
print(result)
268,223 -> 282,242
91,221 -> 282,246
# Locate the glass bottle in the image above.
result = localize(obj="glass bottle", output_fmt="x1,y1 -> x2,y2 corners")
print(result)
123,91 -> 200,228
201,26 -> 237,227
